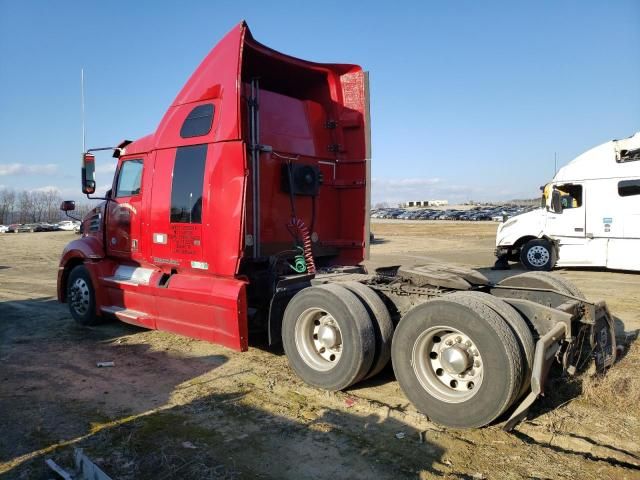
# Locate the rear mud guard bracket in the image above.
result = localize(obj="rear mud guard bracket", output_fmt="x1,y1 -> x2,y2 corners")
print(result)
504,322 -> 567,431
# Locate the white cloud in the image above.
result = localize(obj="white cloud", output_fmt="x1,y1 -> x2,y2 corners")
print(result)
30,185 -> 79,198
95,183 -> 113,195
25,180 -> 113,200
372,176 -> 475,204
0,163 -> 59,176
373,177 -> 443,188
96,161 -> 117,174
31,185 -> 60,193
371,176 -> 534,205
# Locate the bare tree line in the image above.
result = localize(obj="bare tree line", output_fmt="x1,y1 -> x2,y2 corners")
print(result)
0,189 -> 97,224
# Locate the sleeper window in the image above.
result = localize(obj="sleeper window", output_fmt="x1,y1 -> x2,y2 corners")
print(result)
618,179 -> 640,197
180,104 -> 214,138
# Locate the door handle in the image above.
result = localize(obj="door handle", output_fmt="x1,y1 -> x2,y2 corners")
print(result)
574,227 -> 584,232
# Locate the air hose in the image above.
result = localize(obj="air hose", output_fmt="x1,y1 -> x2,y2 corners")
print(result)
288,246 -> 308,273
287,217 -> 316,274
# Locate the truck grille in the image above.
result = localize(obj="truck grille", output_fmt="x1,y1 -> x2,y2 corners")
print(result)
88,213 -> 101,232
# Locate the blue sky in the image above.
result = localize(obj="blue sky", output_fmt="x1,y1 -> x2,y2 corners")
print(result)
1,1 -> 638,204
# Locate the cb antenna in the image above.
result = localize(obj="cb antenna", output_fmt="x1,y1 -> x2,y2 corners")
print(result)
81,68 -> 86,153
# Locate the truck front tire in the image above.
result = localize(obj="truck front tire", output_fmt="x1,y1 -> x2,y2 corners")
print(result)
282,284 -> 375,391
392,296 -> 524,428
520,239 -> 557,271
67,265 -> 100,326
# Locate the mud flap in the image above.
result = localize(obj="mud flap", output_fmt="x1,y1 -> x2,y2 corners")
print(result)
492,254 -> 511,271
504,304 -> 617,431
504,323 -> 566,431
591,304 -> 617,372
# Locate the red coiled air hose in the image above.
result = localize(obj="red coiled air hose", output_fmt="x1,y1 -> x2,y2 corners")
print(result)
288,217 -> 316,274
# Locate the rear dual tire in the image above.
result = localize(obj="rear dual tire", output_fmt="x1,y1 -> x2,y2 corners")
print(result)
500,271 -> 585,299
447,291 -> 535,400
341,281 -> 394,380
282,283 -> 394,391
282,284 -> 375,391
392,295 -> 525,428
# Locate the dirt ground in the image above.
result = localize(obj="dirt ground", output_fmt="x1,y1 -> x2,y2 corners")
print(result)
1,223 -> 639,479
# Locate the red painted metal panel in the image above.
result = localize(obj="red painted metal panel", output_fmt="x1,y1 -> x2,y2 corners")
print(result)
105,155 -> 146,258
166,22 -> 245,144
202,141 -> 247,275
155,274 -> 248,351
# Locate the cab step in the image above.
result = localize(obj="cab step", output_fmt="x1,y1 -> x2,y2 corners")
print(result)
100,306 -> 149,323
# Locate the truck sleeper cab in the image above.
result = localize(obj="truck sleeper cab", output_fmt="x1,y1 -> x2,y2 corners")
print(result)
495,132 -> 640,271
59,22 -> 616,429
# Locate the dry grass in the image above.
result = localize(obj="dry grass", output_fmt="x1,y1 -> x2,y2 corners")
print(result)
582,339 -> 640,414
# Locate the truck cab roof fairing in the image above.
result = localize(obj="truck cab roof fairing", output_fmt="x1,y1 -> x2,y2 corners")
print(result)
156,21 -> 364,146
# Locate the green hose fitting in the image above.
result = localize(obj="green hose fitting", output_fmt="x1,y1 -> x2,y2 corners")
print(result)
288,247 -> 308,273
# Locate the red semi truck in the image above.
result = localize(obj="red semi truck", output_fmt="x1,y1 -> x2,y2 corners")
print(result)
58,22 -> 615,429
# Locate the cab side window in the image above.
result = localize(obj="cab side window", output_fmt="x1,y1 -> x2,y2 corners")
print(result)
557,184 -> 582,209
115,159 -> 143,197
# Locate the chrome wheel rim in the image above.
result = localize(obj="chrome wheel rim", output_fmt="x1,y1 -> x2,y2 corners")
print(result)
294,307 -> 343,372
70,278 -> 90,315
527,245 -> 550,267
412,326 -> 484,403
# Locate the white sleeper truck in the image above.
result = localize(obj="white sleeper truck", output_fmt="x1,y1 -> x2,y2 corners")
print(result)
495,131 -> 640,271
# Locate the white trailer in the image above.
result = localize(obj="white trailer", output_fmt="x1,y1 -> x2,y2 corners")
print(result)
495,131 -> 640,271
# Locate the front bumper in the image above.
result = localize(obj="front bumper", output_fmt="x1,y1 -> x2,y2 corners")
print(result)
495,245 -> 514,258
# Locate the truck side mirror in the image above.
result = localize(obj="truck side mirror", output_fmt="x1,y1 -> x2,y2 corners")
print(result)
551,190 -> 562,213
82,152 -> 96,194
60,200 -> 76,211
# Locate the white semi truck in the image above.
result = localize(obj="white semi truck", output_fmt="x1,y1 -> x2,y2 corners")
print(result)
495,131 -> 640,271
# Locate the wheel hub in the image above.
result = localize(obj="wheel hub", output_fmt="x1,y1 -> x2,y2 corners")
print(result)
70,278 -> 90,315
528,245 -> 549,267
294,308 -> 344,372
440,345 -> 470,374
412,327 -> 484,403
317,323 -> 340,349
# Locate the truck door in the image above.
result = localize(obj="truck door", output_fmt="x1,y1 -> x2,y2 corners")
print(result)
106,157 -> 145,258
545,183 -> 585,237
545,183 -> 596,265
149,145 -> 206,266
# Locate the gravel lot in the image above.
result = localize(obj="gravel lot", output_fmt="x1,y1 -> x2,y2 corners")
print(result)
1,224 -> 639,479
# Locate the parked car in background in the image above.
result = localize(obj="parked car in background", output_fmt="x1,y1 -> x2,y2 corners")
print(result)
0,225 -> 9,233
57,220 -> 81,231
35,223 -> 57,232
9,224 -> 37,233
